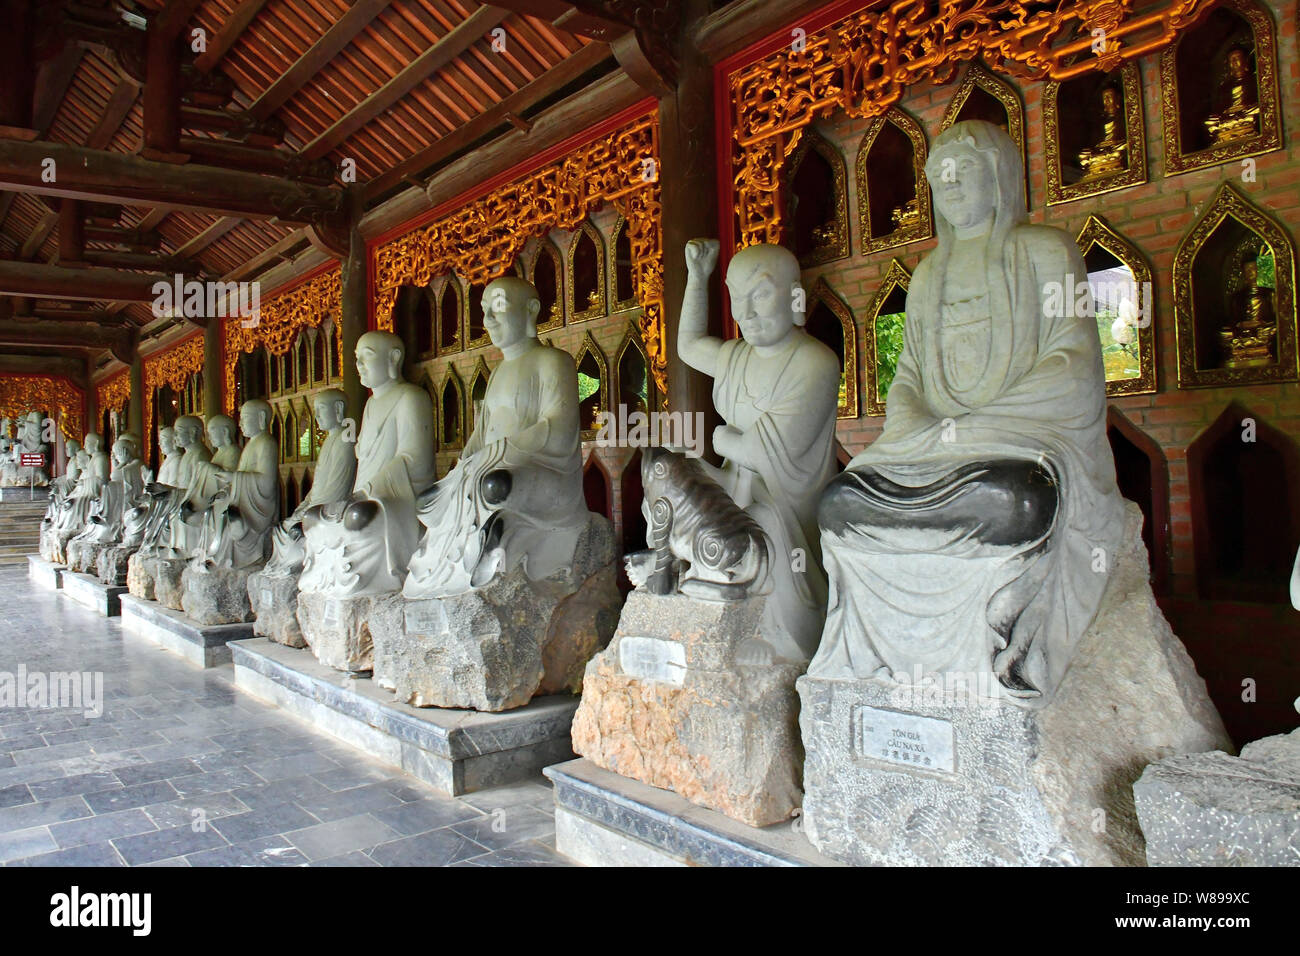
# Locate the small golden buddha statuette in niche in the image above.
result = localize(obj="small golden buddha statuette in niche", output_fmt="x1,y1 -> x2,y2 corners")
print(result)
1219,252 -> 1277,368
890,197 -> 921,230
1205,45 -> 1261,146
1077,83 -> 1128,181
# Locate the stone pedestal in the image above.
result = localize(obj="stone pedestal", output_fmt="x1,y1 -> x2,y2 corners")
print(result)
1134,726 -> 1300,866
0,486 -> 47,502
27,554 -> 64,590
153,557 -> 188,610
249,570 -> 305,648
39,527 -> 63,565
181,563 -> 256,626
120,595 -> 253,668
299,591 -> 383,672
126,551 -> 157,601
64,539 -> 103,574
797,520 -> 1230,866
571,591 -> 804,828
231,638 -> 580,796
60,571 -> 127,616
97,545 -> 136,587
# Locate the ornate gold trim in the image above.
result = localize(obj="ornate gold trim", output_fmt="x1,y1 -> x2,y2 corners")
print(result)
863,259 -> 912,416
1045,62 -> 1147,205
808,277 -> 860,420
608,215 -> 640,313
1172,182 -> 1297,388
568,220 -> 608,323
374,111 -> 664,396
143,334 -> 205,463
856,107 -> 933,255
1160,0 -> 1283,176
1075,215 -> 1158,396
785,127 -> 850,266
0,376 -> 84,444
95,372 -> 131,422
434,276 -> 463,355
726,0 -> 1212,246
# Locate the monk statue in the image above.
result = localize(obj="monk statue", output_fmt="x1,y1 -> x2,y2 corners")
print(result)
164,415 -> 232,559
264,389 -> 356,576
68,434 -> 146,568
404,276 -> 589,598
298,331 -> 436,598
807,119 -> 1125,703
120,427 -> 179,551
660,239 -> 841,663
48,432 -> 109,562
39,438 -> 82,561
2,411 -> 50,487
195,400 -> 280,569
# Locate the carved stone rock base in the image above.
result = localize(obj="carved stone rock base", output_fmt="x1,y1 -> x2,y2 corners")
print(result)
153,557 -> 189,611
126,551 -> 157,601
97,545 -> 137,588
248,570 -> 306,648
182,563 -> 257,627
299,590 -> 383,673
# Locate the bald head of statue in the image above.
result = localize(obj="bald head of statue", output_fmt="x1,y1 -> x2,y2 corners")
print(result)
355,330 -> 406,391
482,276 -> 542,352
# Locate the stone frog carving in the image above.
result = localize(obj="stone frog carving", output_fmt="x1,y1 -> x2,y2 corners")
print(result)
629,446 -> 769,600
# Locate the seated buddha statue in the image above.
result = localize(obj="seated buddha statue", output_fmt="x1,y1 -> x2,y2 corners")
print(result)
120,426 -> 179,549
1077,83 -> 1128,181
73,434 -> 146,549
1205,45 -> 1261,146
195,400 -> 281,570
1219,253 -> 1277,368
807,120 -> 1126,703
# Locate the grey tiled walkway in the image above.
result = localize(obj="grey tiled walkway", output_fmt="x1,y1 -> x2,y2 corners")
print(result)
0,566 -> 569,867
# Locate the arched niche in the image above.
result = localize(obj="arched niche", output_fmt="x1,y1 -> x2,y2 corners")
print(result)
856,107 -> 932,255
569,221 -> 606,322
1172,183 -> 1296,388
1044,61 -> 1146,204
293,400 -> 312,461
1188,402 -> 1300,603
1106,407 -> 1171,596
300,470 -> 313,506
295,335 -> 309,389
862,259 -> 911,416
281,406 -> 296,462
268,409 -> 282,467
267,353 -> 281,395
621,448 -> 647,557
615,321 -> 653,416
327,322 -> 342,379
311,328 -> 327,384
464,277 -> 489,350
436,276 -> 462,354
1076,215 -> 1157,396
469,357 -> 489,434
394,284 -> 433,374
609,216 -> 638,311
582,454 -> 613,521
939,62 -> 1027,207
530,239 -> 565,332
1161,0 -> 1282,175
439,369 -> 465,449
805,277 -> 859,419
575,331 -> 609,436
784,127 -> 849,266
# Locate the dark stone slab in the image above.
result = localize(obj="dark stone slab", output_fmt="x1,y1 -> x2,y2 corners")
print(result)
119,594 -> 254,668
26,555 -> 64,590
60,571 -> 127,616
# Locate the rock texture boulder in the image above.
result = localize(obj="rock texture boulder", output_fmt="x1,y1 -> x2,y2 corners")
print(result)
299,591 -> 382,672
126,552 -> 157,601
97,545 -> 135,587
182,563 -> 256,626
248,569 -> 306,648
153,557 -> 188,610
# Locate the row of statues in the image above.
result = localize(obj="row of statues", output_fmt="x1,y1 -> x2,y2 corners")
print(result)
1,412 -> 50,487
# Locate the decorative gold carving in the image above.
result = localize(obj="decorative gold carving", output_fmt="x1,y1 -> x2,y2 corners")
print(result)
373,111 -> 664,397
785,128 -> 850,266
863,259 -> 912,416
434,276 -> 463,355
96,372 -> 131,421
1045,62 -> 1147,204
143,333 -> 204,464
608,216 -> 640,313
808,277 -> 860,420
0,375 -> 84,444
726,0 -> 1213,245
568,220 -> 608,323
856,107 -> 934,255
1160,0 -> 1282,176
222,267 -> 343,414
1075,215 -> 1157,396
1172,183 -> 1296,388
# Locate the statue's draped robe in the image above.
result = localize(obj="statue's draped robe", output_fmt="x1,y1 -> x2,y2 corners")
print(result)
299,382 -> 436,597
200,432 -> 280,569
145,444 -> 211,554
404,344 -> 587,598
76,459 -> 144,546
56,451 -> 109,539
168,444 -> 239,557
120,451 -> 179,548
706,331 -> 840,662
266,430 -> 356,575
809,201 -> 1124,699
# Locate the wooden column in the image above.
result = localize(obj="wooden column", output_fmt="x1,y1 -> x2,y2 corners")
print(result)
128,351 -> 145,440
339,190 -> 367,423
203,321 -> 223,417
657,0 -> 720,451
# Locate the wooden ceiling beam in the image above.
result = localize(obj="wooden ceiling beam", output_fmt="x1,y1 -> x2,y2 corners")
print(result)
193,0 -> 271,73
85,80 -> 140,151
0,318 -> 133,351
175,216 -> 240,257
0,351 -> 88,379
0,260 -> 173,301
299,5 -> 510,162
19,208 -> 57,260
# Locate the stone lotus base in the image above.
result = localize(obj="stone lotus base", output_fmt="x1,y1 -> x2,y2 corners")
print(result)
182,563 -> 257,627
231,638 -> 579,796
59,571 -> 126,616
27,554 -> 64,590
120,594 -> 252,668
153,557 -> 188,610
0,486 -> 47,501
97,544 -> 136,587
299,590 -> 383,673
546,759 -> 839,867
571,590 -> 805,829
248,570 -> 306,648
1134,726 -> 1300,866
126,551 -> 157,601
797,511 -> 1230,867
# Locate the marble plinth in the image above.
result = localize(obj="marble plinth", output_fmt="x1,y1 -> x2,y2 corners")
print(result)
60,570 -> 126,616
27,554 -> 64,590
231,638 -> 579,796
571,591 -> 804,828
120,594 -> 253,668
0,486 -> 47,501
248,570 -> 305,648
181,563 -> 256,626
1134,727 -> 1300,866
546,759 -> 839,867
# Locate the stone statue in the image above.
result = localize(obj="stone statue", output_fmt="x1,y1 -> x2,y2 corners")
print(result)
807,119 -> 1126,702
195,400 -> 280,570
48,432 -> 109,562
264,389 -> 356,576
403,276 -> 589,598
1,411 -> 50,487
1077,83 -> 1128,180
1205,44 -> 1260,146
1219,252 -> 1276,368
66,434 -> 146,571
102,428 -> 176,587
298,331 -> 436,599
39,438 -> 82,562
164,416 -> 228,559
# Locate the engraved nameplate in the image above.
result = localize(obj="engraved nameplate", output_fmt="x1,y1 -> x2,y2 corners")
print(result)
404,599 -> 447,635
853,705 -> 955,773
260,587 -> 274,609
322,600 -> 341,627
619,636 -> 686,687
